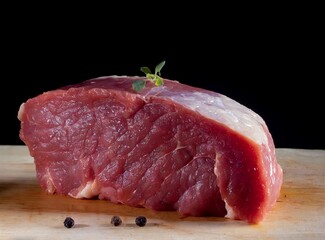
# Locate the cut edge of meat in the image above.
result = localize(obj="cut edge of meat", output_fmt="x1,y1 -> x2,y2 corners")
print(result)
212,125 -> 282,224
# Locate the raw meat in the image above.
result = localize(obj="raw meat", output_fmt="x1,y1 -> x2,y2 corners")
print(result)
18,76 -> 283,223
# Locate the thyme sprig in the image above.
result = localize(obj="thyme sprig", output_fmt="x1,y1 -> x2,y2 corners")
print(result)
132,60 -> 166,92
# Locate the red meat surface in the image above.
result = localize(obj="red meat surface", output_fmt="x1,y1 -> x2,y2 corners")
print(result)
18,76 -> 283,223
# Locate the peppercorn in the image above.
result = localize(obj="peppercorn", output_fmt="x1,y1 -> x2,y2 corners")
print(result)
64,217 -> 75,228
135,216 -> 147,227
111,215 -> 122,226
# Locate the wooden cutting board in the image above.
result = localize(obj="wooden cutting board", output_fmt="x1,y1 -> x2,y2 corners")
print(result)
0,146 -> 324,239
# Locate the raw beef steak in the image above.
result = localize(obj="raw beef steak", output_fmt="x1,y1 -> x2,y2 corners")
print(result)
18,76 -> 283,223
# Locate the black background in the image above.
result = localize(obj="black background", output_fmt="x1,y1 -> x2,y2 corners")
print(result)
1,5 -> 323,149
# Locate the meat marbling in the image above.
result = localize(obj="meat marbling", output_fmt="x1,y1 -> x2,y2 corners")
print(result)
18,76 -> 283,223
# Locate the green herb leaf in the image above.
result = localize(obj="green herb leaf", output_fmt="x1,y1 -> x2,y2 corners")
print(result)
146,73 -> 156,81
155,61 -> 166,76
132,79 -> 146,92
155,77 -> 164,86
140,67 -> 151,75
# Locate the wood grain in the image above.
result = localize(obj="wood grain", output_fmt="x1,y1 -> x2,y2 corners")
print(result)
0,146 -> 324,239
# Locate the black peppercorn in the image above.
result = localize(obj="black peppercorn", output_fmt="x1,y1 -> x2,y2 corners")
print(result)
111,215 -> 122,226
135,216 -> 147,227
64,217 -> 75,228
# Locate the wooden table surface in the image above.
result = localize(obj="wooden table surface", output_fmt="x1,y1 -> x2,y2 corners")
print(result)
0,145 -> 324,239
